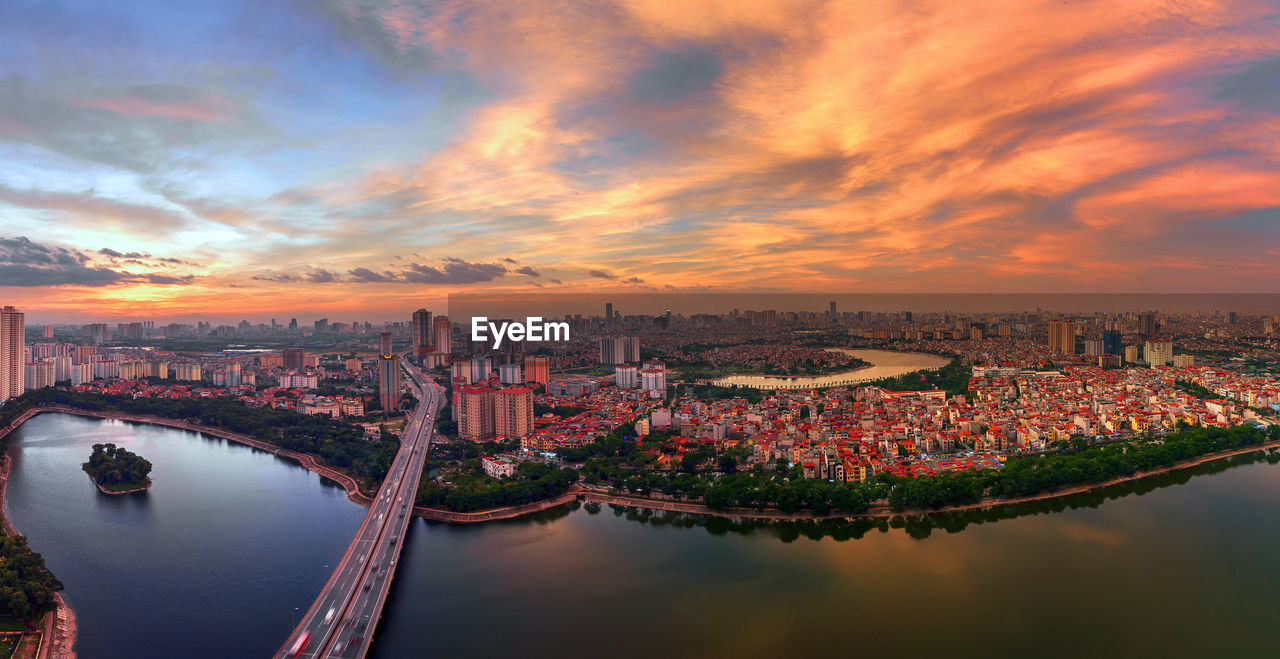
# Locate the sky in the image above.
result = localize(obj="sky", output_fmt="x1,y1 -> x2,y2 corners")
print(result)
1,0 -> 1279,322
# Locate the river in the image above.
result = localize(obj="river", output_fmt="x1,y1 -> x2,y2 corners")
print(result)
5,413 -> 1280,658
709,348 -> 950,389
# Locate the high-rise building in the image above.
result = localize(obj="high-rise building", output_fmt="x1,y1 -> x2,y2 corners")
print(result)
1102,330 -> 1122,356
451,360 -> 473,385
411,309 -> 433,356
173,363 -> 202,381
829,301 -> 837,318
498,362 -> 522,384
1083,338 -> 1105,356
455,385 -> 495,441
283,348 -> 307,371
640,361 -> 666,397
1047,320 -> 1077,355
615,364 -> 638,388
599,337 -> 638,365
605,302 -> 613,323
314,318 -> 329,334
523,355 -> 549,387
24,360 -> 54,391
1137,311 -> 1158,337
42,325 -> 53,339
471,356 -> 493,382
493,386 -> 534,440
433,316 -> 451,363
378,332 -> 400,413
1144,340 -> 1173,367
73,344 -> 96,365
0,306 -> 25,402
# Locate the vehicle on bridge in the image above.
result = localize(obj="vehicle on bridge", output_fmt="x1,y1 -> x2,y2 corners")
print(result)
288,631 -> 310,657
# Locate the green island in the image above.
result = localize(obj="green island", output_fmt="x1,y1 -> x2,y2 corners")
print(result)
2,389 -> 400,489
82,443 -> 153,493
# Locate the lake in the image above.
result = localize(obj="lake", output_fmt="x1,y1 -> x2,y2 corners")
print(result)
5,413 -> 1280,658
710,348 -> 951,389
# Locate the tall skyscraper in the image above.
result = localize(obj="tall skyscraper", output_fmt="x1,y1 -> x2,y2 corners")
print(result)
411,308 -> 432,355
378,332 -> 400,413
433,316 -> 451,363
1102,330 -> 1122,355
1137,311 -> 1158,337
0,306 -> 25,402
605,302 -> 613,322
1047,320 -> 1077,355
829,301 -> 837,318
599,337 -> 624,365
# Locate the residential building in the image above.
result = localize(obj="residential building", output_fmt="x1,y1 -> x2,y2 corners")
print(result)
0,305 -> 23,402
523,355 -> 549,387
494,386 -> 534,439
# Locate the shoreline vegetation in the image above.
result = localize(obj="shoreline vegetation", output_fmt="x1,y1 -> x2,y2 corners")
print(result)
2,391 -> 1280,527
0,456 -> 76,659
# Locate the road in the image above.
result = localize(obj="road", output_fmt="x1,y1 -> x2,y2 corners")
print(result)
277,354 -> 443,659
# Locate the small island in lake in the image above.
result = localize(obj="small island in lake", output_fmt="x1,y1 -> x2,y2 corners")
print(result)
82,443 -> 153,494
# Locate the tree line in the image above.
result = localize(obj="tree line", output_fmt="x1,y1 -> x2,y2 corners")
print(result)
563,422 -> 1280,515
8,389 -> 400,484
415,460 -> 578,512
0,536 -> 62,622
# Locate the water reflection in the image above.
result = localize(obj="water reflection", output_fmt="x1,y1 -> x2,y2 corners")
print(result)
515,449 -> 1279,543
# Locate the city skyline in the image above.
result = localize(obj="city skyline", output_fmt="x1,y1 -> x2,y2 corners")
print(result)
3,1 -> 1280,321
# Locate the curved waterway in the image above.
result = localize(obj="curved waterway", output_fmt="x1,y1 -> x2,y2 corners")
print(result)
373,451 -> 1280,659
3,413 -> 365,658
710,348 -> 950,389
7,414 -> 1280,658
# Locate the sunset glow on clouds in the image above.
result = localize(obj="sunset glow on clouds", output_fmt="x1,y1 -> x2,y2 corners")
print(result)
2,0 -> 1280,320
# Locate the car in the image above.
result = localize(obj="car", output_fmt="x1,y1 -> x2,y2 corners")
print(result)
349,636 -> 360,646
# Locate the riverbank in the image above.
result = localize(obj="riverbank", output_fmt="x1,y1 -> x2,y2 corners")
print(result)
84,475 -> 152,496
409,437 -> 1280,525
7,404 -> 1277,532
586,437 -> 1280,521
0,455 -> 77,659
709,348 -> 949,389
